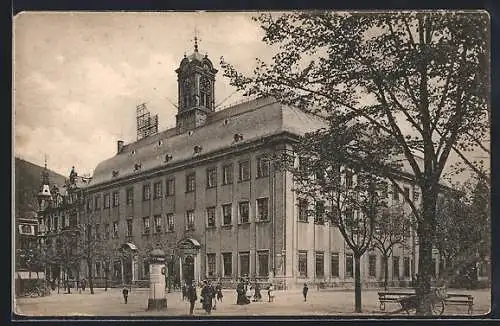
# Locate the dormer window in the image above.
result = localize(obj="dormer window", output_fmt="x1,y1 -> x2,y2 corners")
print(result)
134,163 -> 142,171
223,119 -> 229,126
234,133 -> 244,142
112,170 -> 119,178
164,154 -> 173,163
157,140 -> 163,146
194,145 -> 203,154
188,130 -> 194,136
130,149 -> 136,156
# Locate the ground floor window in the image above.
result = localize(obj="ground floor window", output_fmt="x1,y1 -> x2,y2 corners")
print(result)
239,252 -> 250,277
331,253 -> 339,277
403,257 -> 410,278
345,253 -> 353,278
258,251 -> 269,277
222,253 -> 232,277
207,253 -> 216,277
315,252 -> 324,278
143,260 -> 149,279
368,255 -> 376,277
298,251 -> 308,278
393,256 -> 400,280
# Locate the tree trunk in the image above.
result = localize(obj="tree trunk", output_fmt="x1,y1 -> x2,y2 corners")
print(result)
416,186 -> 437,316
354,254 -> 362,313
86,259 -> 95,295
383,255 -> 389,291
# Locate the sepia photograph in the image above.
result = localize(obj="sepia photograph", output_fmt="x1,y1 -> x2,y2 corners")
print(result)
12,11 -> 491,318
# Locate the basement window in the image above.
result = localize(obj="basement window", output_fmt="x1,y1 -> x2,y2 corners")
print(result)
234,133 -> 244,142
194,146 -> 203,154
134,163 -> 142,171
164,154 -> 173,163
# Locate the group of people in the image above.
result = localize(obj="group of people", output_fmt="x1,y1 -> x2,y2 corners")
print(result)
182,279 -> 223,315
236,279 -> 275,305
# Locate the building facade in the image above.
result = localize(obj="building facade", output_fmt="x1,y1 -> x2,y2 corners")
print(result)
80,44 -> 443,289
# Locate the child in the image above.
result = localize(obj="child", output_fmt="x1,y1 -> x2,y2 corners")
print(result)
267,284 -> 275,302
303,283 -> 309,302
122,287 -> 129,304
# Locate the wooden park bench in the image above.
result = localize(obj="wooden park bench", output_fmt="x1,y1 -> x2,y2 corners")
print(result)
444,293 -> 474,315
378,291 -> 414,311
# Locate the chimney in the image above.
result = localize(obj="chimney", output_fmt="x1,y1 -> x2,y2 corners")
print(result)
117,140 -> 124,154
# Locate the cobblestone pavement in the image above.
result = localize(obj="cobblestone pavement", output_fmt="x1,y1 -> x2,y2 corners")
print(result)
14,287 -> 491,318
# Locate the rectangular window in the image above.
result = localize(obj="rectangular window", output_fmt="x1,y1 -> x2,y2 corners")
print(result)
256,198 -> 269,221
154,215 -> 162,233
345,170 -> 353,188
369,255 -> 377,277
239,252 -> 250,277
298,199 -> 308,222
94,195 -> 101,210
207,253 -> 216,277
258,251 -> 269,277
315,201 -> 325,224
112,221 -> 119,238
143,184 -> 151,201
143,261 -> 150,278
403,187 -> 410,202
222,164 -> 233,185
186,173 -> 196,192
393,256 -> 400,280
256,156 -> 270,178
345,253 -> 354,278
104,223 -> 110,240
126,188 -> 134,205
166,213 -> 174,232
104,193 -> 110,209
331,253 -> 339,277
222,253 -> 232,277
154,182 -> 162,199
298,251 -> 308,277
403,257 -> 410,278
166,178 -> 175,197
206,207 -> 216,228
206,167 -> 217,188
126,219 -> 133,237
239,201 -> 250,224
315,251 -> 324,278
239,160 -> 250,181
95,224 -> 101,240
186,210 -> 195,230
112,191 -> 119,207
87,198 -> 93,212
392,184 -> 399,201
222,204 -> 232,226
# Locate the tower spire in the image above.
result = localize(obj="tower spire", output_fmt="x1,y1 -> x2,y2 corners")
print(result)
193,27 -> 200,53
41,154 -> 50,186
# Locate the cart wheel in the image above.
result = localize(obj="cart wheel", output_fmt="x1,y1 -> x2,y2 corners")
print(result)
431,299 -> 445,316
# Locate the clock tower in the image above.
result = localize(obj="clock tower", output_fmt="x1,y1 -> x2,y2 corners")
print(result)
175,35 -> 218,133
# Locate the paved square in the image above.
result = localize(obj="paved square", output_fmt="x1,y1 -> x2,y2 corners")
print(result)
14,287 -> 491,317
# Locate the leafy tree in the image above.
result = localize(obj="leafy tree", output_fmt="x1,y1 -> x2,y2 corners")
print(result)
221,11 -> 488,315
371,205 -> 410,290
275,119 -> 389,312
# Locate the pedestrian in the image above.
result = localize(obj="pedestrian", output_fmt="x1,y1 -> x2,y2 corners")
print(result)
236,279 -> 250,305
253,282 -> 262,302
182,280 -> 188,301
215,281 -> 223,302
122,286 -> 129,304
267,283 -> 275,302
201,280 -> 214,314
303,283 -> 309,302
188,280 -> 198,315
81,278 -> 86,291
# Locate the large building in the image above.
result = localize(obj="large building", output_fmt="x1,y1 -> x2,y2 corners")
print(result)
74,42 -> 443,289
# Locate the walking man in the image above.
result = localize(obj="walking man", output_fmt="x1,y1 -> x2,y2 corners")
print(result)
122,286 -> 129,304
303,283 -> 309,302
188,280 -> 198,316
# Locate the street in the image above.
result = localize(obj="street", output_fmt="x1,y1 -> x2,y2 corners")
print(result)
14,287 -> 491,317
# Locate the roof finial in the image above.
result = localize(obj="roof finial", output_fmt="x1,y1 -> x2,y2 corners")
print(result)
194,27 -> 200,53
44,154 -> 47,169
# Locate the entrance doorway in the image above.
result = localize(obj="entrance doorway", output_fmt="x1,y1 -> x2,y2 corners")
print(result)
183,255 -> 195,283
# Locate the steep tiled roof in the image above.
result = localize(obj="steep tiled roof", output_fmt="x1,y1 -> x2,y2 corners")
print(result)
89,97 -> 327,187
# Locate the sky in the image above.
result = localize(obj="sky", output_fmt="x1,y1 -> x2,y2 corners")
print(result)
14,12 -> 274,177
13,11 -> 489,183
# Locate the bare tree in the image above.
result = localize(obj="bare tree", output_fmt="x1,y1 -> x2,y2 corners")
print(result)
371,205 -> 410,290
